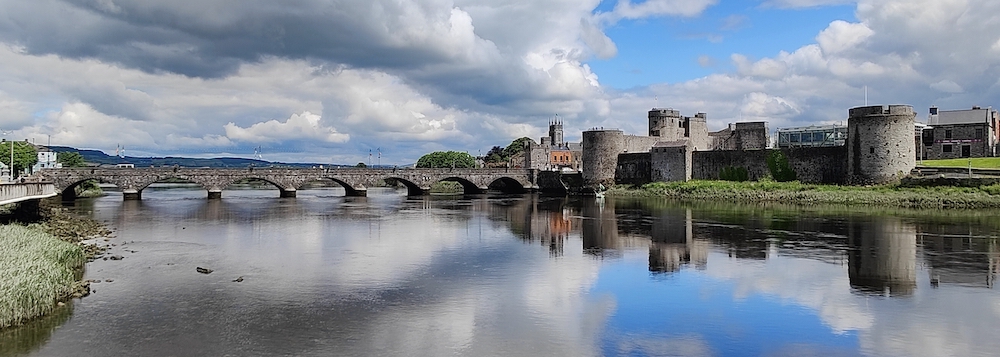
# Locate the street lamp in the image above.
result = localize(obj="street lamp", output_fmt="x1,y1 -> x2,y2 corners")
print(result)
2,131 -> 12,182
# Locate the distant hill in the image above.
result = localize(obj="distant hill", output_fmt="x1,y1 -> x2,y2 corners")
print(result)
47,146 -> 333,168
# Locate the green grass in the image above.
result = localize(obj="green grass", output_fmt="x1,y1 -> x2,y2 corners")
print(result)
0,225 -> 85,329
610,180 -> 1000,209
921,157 -> 1000,169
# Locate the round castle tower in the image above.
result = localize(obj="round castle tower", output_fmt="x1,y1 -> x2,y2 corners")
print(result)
582,129 -> 624,187
847,105 -> 916,185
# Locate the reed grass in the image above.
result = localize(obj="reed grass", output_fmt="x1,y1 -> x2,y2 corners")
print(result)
611,180 -> 1000,209
0,225 -> 85,329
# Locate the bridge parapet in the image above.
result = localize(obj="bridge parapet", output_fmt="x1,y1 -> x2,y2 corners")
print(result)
36,167 -> 539,199
0,182 -> 57,206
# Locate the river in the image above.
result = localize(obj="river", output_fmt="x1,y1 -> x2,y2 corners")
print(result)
2,184 -> 999,356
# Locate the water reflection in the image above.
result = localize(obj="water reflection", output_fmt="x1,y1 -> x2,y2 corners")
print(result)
848,218 -> 917,296
6,190 -> 1000,356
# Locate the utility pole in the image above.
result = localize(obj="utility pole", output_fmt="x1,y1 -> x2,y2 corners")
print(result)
2,131 -> 12,181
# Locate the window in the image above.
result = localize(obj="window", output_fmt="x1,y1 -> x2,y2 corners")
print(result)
870,147 -> 875,154
945,129 -> 952,139
790,134 -> 800,143
814,132 -> 825,143
943,144 -> 953,153
976,128 -> 984,139
922,129 -> 934,146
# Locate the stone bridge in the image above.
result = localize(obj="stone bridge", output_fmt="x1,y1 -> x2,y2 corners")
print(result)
36,167 -> 540,200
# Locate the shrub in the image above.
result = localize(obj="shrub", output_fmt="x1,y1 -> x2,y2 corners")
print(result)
719,166 -> 749,182
767,150 -> 797,182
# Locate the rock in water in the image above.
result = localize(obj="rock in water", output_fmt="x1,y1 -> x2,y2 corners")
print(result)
232,276 -> 244,282
196,267 -> 213,274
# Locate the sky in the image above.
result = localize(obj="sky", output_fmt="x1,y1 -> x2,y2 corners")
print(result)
1,0 -> 999,165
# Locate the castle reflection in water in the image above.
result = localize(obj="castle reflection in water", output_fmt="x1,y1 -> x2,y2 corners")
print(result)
499,196 -> 999,296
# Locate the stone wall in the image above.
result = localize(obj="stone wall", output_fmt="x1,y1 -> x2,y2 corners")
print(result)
623,135 -> 660,154
922,123 -> 993,160
651,142 -> 691,182
615,153 -> 651,185
848,105 -> 916,185
688,146 -> 847,184
734,122 -> 769,150
688,114 -> 710,151
582,130 -> 625,186
691,150 -> 770,181
784,146 -> 848,184
710,122 -> 769,151
524,140 -> 549,169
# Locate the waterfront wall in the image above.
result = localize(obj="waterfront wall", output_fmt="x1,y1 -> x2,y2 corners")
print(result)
619,146 -> 848,185
691,150 -> 770,181
651,142 -> 692,182
615,153 -> 651,186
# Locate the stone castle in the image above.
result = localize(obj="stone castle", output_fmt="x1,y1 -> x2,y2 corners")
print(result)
581,105 -> 918,189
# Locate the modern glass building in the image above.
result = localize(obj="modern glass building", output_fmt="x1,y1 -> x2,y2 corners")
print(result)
775,124 -> 848,148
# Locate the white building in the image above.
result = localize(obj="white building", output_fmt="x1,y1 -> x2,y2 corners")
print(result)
32,150 -> 62,172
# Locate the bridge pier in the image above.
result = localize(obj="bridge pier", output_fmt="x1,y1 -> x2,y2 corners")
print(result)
123,189 -> 142,200
207,190 -> 222,199
279,189 -> 296,198
346,189 -> 367,197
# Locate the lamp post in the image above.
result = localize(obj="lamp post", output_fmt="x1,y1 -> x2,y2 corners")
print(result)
2,131 -> 12,182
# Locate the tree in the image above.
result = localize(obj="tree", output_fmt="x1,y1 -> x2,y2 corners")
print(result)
0,141 -> 38,178
416,151 -> 476,168
503,137 -> 533,158
356,162 -> 367,168
57,151 -> 87,167
483,146 -> 505,164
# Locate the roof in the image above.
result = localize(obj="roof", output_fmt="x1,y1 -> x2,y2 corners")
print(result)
933,108 -> 991,125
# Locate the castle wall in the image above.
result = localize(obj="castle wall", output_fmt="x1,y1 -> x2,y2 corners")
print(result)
691,150 -> 770,181
651,142 -> 691,182
848,105 -> 916,185
615,153 -> 651,185
524,141 -> 549,170
688,114 -> 710,151
623,135 -> 661,154
582,130 -> 625,186
734,122 -> 769,150
784,146 -> 848,184
688,147 -> 847,184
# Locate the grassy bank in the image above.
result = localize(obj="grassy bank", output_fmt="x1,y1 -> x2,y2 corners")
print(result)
0,225 -> 85,329
922,157 -> 1000,169
610,180 -> 1000,209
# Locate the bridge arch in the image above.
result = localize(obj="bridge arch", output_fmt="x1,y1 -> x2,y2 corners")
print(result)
487,177 -> 527,194
299,177 -> 367,197
385,177 -> 426,196
439,177 -> 486,194
215,176 -> 298,198
59,176 -> 116,200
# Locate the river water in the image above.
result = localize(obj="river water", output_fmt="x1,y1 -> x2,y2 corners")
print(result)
2,184 -> 999,357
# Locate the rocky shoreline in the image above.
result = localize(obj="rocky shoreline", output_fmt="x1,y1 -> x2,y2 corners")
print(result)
0,200 -> 115,329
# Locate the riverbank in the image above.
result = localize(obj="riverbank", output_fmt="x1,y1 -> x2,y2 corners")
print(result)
0,202 -> 111,329
610,180 -> 1000,209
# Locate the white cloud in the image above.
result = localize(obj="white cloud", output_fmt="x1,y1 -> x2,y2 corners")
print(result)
816,20 -> 874,55
762,0 -> 855,8
598,0 -> 718,23
224,112 -> 349,143
930,80 -> 964,93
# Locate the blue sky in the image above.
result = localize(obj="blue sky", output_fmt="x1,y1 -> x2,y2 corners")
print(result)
590,2 -> 858,87
0,0 -> 998,164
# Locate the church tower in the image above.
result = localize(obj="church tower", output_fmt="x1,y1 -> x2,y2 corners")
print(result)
548,117 -> 564,147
